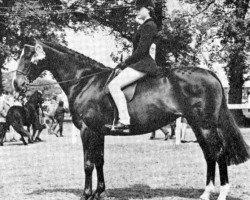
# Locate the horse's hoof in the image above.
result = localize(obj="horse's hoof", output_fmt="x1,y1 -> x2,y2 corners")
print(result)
35,137 -> 42,142
92,193 -> 102,200
164,136 -> 169,140
28,139 -> 33,143
200,193 -> 210,200
80,195 -> 92,200
21,138 -> 28,145
149,137 -> 154,140
51,131 -> 59,137
0,143 -> 3,146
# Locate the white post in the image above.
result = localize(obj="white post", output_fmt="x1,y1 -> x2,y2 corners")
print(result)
175,117 -> 182,145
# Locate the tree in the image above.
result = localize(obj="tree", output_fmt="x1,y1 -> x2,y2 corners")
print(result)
1,0 -> 197,99
181,0 -> 250,124
0,0 -> 71,94
69,0 -> 196,67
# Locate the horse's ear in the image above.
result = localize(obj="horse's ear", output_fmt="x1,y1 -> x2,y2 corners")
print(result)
31,44 -> 46,64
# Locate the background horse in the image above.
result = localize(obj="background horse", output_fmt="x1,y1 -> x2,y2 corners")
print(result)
4,90 -> 46,145
14,41 -> 249,200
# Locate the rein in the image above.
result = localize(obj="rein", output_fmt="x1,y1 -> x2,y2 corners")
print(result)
27,69 -> 113,87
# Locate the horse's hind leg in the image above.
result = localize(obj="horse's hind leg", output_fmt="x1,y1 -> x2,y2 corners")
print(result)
80,126 -> 105,200
217,155 -> 229,200
188,122 -> 221,200
12,123 -> 32,145
200,155 -> 216,200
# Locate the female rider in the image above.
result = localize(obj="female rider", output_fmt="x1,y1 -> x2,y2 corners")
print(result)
107,0 -> 159,132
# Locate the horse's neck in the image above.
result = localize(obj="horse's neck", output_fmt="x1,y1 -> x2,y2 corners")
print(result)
43,45 -> 109,96
24,102 -> 33,111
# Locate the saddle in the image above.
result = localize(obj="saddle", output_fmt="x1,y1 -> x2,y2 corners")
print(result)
104,69 -> 138,102
104,67 -> 168,102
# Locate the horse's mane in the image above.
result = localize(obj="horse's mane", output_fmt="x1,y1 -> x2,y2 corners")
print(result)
40,41 -> 110,70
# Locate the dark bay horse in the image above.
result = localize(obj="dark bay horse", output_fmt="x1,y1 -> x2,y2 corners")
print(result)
5,90 -> 45,145
13,41 -> 249,200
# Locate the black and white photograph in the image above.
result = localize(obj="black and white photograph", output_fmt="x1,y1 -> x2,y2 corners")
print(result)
0,0 -> 249,200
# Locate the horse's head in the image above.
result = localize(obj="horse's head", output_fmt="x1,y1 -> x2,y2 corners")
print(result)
14,42 -> 47,92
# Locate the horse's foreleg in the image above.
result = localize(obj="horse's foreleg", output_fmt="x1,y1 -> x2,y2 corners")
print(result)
80,126 -> 105,200
149,131 -> 155,140
32,129 -> 37,142
80,127 -> 94,200
217,156 -> 229,200
20,135 -> 28,145
35,129 -> 43,141
93,134 -> 105,200
27,125 -> 35,141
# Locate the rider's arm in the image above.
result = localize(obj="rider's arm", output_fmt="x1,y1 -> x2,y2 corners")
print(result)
124,22 -> 157,66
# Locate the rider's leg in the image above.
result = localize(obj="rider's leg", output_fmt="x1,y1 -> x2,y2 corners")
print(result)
58,120 -> 63,136
108,67 -> 146,125
33,112 -> 45,131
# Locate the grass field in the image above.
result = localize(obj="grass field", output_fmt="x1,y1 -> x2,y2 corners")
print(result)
0,122 -> 249,200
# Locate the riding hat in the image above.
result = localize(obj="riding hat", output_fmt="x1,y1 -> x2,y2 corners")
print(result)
135,0 -> 155,9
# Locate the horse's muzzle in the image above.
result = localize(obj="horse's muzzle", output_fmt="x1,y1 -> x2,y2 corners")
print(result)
13,78 -> 27,92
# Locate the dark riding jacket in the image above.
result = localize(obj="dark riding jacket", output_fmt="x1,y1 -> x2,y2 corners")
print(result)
124,18 -> 159,75
54,106 -> 68,122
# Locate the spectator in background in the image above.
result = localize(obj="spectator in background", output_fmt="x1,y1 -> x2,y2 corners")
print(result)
0,93 -> 10,146
47,96 -> 58,135
175,117 -> 187,144
52,100 -> 69,137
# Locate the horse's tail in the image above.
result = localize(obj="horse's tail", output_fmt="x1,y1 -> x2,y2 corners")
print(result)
218,84 -> 250,165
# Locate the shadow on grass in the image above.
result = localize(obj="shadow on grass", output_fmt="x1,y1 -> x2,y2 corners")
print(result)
3,142 -> 24,146
27,184 -> 242,200
5,140 -> 46,146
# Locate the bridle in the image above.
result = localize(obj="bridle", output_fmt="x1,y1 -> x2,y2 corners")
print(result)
16,68 -> 32,89
16,60 -> 33,80
16,66 -> 113,87
16,69 -> 29,76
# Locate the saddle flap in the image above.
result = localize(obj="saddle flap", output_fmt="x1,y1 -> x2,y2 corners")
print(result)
104,70 -> 138,102
123,83 -> 137,102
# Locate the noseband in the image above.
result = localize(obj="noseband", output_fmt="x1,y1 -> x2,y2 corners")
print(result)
15,68 -> 31,93
16,63 -> 32,83
16,69 -> 28,76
